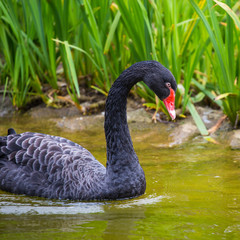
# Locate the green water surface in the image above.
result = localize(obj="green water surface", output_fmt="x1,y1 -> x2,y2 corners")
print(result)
0,116 -> 240,240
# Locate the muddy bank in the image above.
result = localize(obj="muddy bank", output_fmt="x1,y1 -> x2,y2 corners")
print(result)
27,104 -> 239,149
1,95 -> 239,149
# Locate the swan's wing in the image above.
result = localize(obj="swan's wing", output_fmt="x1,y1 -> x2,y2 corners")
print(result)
0,132 -> 106,200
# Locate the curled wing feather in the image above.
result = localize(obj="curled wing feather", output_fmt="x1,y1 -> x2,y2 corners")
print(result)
0,132 -> 106,200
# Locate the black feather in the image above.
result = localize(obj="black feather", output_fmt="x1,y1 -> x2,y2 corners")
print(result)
0,61 -> 176,200
8,128 -> 16,135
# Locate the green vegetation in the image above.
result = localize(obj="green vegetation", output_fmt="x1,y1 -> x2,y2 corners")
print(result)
0,0 -> 239,129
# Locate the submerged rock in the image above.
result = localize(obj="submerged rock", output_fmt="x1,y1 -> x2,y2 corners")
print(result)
196,106 -> 223,129
0,96 -> 14,117
28,105 -> 80,119
229,130 -> 240,150
152,119 -> 198,148
53,108 -> 152,131
127,108 -> 152,123
168,120 -> 198,147
54,114 -> 104,131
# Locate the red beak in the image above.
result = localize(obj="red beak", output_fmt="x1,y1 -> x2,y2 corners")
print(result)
163,88 -> 176,120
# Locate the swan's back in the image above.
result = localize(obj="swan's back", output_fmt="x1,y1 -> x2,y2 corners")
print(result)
0,131 -> 106,200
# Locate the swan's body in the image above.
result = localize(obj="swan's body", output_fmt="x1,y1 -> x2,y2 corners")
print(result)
0,61 -> 177,200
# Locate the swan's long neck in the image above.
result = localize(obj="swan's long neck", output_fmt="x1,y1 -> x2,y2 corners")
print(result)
104,66 -> 145,176
102,61 -> 172,198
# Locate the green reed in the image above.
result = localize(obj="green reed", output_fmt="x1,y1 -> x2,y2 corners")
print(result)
0,0 -> 239,129
190,0 -> 240,126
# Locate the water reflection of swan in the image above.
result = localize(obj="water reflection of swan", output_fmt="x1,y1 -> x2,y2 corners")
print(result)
0,61 -> 177,200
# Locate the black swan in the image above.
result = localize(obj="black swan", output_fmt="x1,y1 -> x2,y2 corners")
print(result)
0,61 -> 177,200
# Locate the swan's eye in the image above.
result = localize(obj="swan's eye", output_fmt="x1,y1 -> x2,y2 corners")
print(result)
166,82 -> 171,89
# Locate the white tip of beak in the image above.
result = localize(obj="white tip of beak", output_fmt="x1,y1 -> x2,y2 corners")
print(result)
169,109 -> 176,120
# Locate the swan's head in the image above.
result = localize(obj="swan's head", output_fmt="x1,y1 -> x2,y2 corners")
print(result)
143,62 -> 177,120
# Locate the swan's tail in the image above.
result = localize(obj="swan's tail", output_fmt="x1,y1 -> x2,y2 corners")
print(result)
0,128 -> 16,151
0,128 -> 16,158
0,128 -> 19,193
7,128 -> 16,135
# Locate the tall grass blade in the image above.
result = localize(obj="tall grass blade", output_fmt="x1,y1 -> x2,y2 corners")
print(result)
189,0 -> 240,125
63,41 -> 80,99
189,0 -> 228,90
187,101 -> 209,136
213,0 -> 240,29
104,10 -> 121,54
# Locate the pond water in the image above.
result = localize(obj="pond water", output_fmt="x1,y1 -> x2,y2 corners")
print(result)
0,116 -> 240,239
